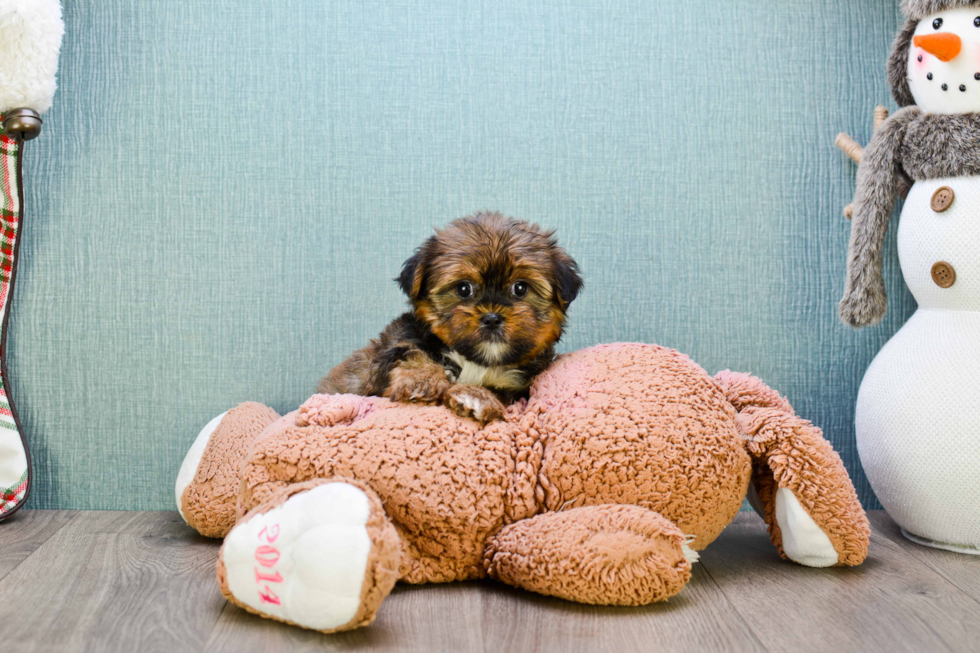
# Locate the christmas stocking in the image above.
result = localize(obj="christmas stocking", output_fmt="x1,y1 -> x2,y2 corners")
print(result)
0,0 -> 64,518
0,132 -> 28,516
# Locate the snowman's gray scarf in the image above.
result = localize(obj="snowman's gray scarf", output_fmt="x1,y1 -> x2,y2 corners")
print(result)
840,107 -> 980,327
902,111 -> 980,179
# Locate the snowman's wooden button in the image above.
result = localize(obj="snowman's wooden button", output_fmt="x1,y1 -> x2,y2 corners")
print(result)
931,186 -> 955,212
931,261 -> 956,288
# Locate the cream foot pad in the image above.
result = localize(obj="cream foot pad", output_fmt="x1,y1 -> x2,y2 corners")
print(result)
221,483 -> 374,631
774,487 -> 839,568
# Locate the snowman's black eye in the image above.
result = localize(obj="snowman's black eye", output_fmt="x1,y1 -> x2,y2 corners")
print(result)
934,18 -> 943,29
974,16 -> 980,27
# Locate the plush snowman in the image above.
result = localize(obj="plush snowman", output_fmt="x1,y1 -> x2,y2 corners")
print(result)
840,0 -> 980,553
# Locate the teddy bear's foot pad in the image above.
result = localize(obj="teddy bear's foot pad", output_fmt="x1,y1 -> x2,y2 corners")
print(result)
774,487 -> 839,568
221,483 -> 374,630
219,480 -> 402,632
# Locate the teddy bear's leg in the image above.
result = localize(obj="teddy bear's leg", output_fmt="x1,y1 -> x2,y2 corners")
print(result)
714,371 -> 870,568
483,504 -> 697,605
217,478 -> 403,633
175,402 -> 280,538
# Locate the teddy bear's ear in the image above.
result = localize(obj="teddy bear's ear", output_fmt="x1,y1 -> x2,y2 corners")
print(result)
551,249 -> 583,309
396,237 -> 436,300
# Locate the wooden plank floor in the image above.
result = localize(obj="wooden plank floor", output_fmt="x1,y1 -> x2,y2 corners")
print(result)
0,511 -> 977,653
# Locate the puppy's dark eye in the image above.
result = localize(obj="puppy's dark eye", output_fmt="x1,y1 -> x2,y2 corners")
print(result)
511,281 -> 529,298
934,17 -> 943,29
455,282 -> 473,299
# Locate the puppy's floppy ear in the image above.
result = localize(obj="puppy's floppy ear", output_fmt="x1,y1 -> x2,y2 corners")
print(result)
552,250 -> 583,309
396,237 -> 435,300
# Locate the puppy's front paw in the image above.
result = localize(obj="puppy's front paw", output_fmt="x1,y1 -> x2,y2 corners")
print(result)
385,367 -> 450,404
444,384 -> 506,425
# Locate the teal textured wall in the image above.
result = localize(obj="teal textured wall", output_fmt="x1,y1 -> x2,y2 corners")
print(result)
15,0 -> 911,510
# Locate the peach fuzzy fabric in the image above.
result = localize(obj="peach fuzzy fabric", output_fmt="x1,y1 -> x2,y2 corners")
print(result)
713,370 -> 871,565
484,504 -> 694,605
235,345 -> 751,583
181,402 -> 279,538
184,342 -> 869,620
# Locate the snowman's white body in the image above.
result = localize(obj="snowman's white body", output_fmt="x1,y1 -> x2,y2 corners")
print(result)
856,175 -> 980,552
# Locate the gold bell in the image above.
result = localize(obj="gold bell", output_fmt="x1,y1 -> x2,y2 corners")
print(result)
2,108 -> 42,141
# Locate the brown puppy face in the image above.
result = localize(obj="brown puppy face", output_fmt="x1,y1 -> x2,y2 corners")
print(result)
397,213 -> 582,367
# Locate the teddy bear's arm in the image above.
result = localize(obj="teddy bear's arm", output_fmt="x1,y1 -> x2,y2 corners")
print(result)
714,370 -> 870,567
737,405 -> 871,567
483,504 -> 697,606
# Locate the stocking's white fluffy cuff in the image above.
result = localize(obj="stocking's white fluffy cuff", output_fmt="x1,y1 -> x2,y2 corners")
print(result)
0,0 -> 64,114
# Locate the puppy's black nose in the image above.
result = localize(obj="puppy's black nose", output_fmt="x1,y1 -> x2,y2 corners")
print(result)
480,313 -> 503,329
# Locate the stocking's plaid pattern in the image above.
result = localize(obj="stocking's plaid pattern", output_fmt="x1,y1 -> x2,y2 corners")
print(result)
0,132 -> 29,517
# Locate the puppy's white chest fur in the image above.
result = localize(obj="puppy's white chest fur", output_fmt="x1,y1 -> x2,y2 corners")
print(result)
445,351 -> 524,391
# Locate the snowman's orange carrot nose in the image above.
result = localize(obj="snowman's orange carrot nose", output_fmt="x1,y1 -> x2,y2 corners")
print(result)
914,32 -> 962,62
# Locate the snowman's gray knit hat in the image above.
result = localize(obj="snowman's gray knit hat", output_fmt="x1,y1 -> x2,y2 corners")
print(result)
889,1 -> 980,106
902,0 -> 980,19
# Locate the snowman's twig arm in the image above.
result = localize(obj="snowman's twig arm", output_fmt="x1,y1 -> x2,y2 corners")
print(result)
839,106 -> 922,328
835,133 -> 864,164
837,107 -> 912,220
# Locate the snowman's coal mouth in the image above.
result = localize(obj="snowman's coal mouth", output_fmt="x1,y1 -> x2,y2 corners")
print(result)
926,74 -> 977,92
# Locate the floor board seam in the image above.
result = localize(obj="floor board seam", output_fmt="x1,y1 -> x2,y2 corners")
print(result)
915,564 -> 980,610
4,511 -> 979,652
867,527 -> 980,610
199,596 -> 231,653
869,515 -> 980,611
695,559 -> 770,653
0,510 -> 80,585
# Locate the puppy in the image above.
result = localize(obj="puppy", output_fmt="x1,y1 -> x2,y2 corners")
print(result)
318,212 -> 583,424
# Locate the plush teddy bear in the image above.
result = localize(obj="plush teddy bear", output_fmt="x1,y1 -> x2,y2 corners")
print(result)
175,343 -> 869,633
